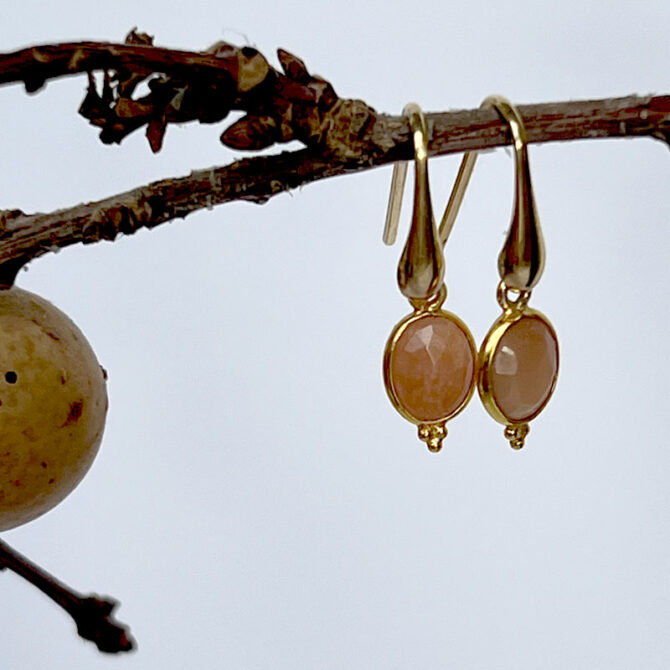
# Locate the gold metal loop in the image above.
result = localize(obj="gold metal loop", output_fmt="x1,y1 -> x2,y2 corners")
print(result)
408,283 -> 447,313
496,281 -> 530,313
439,95 -> 545,292
384,103 -> 444,301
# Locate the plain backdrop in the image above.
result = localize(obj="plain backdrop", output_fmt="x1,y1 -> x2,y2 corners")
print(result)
1,1 -> 669,668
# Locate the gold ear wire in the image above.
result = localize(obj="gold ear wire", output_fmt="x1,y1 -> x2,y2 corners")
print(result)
439,95 -> 545,294
382,161 -> 407,246
383,103 -> 444,301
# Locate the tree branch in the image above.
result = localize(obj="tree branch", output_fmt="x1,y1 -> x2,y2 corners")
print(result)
1,37 -> 669,269
0,538 -> 134,653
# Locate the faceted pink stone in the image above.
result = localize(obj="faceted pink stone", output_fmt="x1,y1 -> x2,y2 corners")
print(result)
389,314 -> 475,422
489,315 -> 558,422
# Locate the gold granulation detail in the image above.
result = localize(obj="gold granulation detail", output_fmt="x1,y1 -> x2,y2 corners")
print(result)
504,423 -> 530,450
418,422 -> 447,453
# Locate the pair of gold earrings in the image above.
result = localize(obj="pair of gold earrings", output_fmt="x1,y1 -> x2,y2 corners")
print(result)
382,96 -> 559,452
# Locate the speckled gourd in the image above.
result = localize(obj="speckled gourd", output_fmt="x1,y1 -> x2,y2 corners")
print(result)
0,286 -> 107,531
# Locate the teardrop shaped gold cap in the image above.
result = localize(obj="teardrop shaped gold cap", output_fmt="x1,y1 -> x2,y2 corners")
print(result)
488,96 -> 545,292
439,95 -> 545,292
395,103 -> 444,301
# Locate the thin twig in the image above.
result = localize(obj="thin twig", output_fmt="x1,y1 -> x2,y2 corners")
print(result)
0,36 -> 339,151
0,538 -> 134,653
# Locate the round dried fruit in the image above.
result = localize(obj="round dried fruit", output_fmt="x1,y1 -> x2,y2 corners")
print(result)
0,287 -> 107,531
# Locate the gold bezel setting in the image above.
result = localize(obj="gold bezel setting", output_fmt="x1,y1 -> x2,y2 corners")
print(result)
383,306 -> 477,451
477,306 -> 559,448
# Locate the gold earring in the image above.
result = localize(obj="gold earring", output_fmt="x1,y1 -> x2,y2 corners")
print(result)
382,103 -> 477,453
442,95 -> 559,449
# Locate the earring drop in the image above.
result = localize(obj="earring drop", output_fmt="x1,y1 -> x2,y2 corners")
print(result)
382,103 -> 476,452
442,95 -> 559,449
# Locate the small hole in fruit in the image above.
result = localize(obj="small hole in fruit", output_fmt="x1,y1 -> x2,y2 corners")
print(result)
5,371 -> 17,384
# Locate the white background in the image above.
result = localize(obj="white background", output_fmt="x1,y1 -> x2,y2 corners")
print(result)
1,1 -> 669,668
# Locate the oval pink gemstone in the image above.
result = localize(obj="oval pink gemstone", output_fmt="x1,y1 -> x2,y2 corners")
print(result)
489,315 -> 559,421
389,314 -> 475,422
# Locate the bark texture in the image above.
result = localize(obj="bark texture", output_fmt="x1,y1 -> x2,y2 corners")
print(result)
1,34 -> 669,274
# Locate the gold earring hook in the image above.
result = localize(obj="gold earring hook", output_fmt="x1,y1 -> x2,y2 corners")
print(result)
383,160 -> 407,247
383,103 -> 444,301
439,95 -> 545,293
